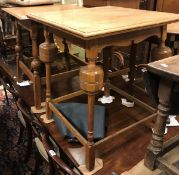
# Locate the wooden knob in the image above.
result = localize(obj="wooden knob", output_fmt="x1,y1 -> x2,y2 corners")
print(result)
31,58 -> 41,72
39,29 -> 58,63
39,42 -> 58,63
80,64 -> 104,93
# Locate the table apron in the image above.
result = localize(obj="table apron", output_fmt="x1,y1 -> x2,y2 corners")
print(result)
48,25 -> 162,53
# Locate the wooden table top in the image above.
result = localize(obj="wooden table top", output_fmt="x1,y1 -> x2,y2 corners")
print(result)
2,4 -> 81,20
28,6 -> 179,39
167,21 -> 179,34
147,55 -> 179,82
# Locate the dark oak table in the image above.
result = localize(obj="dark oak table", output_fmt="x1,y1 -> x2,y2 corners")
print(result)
144,55 -> 179,175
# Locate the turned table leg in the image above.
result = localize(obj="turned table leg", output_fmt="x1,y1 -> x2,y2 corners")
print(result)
128,42 -> 137,93
103,46 -> 112,97
86,94 -> 95,171
98,46 -> 115,104
30,23 -> 41,110
80,53 -> 104,171
15,20 -> 22,82
144,78 -> 173,170
39,27 -> 58,121
151,26 -> 172,61
62,38 -> 71,71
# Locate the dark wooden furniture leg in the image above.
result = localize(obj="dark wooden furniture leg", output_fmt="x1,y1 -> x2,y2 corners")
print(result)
144,55 -> 179,174
80,51 -> 104,171
30,22 -> 42,110
62,38 -> 71,71
128,42 -> 137,93
144,78 -> 172,170
103,46 -> 112,97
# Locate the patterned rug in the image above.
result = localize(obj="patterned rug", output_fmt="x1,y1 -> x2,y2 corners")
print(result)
0,86 -> 47,175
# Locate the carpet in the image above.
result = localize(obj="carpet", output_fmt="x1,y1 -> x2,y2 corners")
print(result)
0,86 -> 48,175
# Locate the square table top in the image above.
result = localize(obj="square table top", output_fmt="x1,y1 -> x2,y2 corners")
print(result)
27,6 -> 179,39
2,4 -> 81,20
147,55 -> 179,82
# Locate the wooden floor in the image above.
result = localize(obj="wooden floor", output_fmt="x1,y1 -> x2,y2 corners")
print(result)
6,62 -> 179,175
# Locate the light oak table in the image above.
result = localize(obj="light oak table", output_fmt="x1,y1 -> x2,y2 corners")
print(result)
2,4 -> 81,112
28,6 -> 179,172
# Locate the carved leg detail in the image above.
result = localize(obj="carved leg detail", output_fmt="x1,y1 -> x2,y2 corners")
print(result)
144,78 -> 173,170
39,27 -> 58,121
80,55 -> 104,171
31,27 -> 41,110
45,63 -> 52,119
86,94 -> 95,170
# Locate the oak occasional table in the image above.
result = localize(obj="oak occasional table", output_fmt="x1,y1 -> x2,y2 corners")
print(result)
2,4 -> 81,113
27,6 -> 179,173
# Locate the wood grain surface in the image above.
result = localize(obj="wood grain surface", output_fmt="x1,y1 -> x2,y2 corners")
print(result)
147,55 -> 179,81
2,4 -> 81,20
28,6 -> 179,38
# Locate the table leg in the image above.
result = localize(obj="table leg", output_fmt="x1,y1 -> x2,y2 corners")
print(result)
62,38 -> 71,71
80,52 -> 104,171
86,94 -> 95,171
151,26 -> 172,61
128,42 -> 137,93
103,46 -> 112,97
15,20 -> 22,82
45,62 -> 52,119
144,78 -> 172,170
98,46 -> 115,104
30,25 -> 41,110
39,27 -> 58,122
